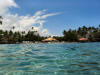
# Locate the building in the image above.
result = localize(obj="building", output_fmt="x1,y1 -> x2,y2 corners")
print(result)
79,38 -> 88,42
42,37 -> 57,42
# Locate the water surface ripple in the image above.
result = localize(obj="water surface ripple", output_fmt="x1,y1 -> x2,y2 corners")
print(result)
0,43 -> 100,75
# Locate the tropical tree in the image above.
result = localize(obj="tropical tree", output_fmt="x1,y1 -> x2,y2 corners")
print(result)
0,16 -> 3,25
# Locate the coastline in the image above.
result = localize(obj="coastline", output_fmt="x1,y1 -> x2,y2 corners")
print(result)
0,41 -> 97,44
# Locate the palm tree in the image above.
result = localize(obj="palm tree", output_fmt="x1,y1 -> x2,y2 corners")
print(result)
32,27 -> 34,30
12,26 -> 15,30
21,31 -> 25,35
0,16 -> 3,25
11,26 -> 15,32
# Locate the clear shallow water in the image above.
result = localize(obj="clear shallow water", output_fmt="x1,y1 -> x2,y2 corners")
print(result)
0,43 -> 100,75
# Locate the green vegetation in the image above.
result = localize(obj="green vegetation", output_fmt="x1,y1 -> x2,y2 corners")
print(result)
0,30 -> 44,43
54,25 -> 100,42
63,29 -> 78,42
1,25 -> 100,43
1,16 -> 100,43
0,16 -> 44,43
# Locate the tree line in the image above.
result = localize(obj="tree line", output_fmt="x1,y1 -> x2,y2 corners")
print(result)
1,16 -> 100,43
0,16 -> 45,43
0,30 -> 45,43
54,25 -> 100,42
0,25 -> 100,43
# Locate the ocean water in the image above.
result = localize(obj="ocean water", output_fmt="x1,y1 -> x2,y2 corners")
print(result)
0,43 -> 100,75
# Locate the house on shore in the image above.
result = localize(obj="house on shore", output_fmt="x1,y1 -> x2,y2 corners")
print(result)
79,38 -> 88,42
42,37 -> 57,42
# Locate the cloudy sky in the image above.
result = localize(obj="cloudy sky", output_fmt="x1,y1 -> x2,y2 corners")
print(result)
0,0 -> 100,36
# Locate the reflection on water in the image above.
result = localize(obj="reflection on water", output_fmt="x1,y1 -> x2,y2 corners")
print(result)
0,43 -> 100,75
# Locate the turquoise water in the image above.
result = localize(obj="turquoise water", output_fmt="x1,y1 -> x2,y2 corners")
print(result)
0,43 -> 100,75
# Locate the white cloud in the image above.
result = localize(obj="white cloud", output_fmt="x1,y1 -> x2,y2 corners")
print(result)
0,0 -> 59,36
41,13 -> 60,19
0,0 -> 18,15
41,29 -> 49,36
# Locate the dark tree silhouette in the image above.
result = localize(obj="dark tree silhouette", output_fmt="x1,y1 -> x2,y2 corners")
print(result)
0,16 -> 3,25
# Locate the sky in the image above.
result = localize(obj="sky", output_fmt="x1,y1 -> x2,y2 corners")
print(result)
0,0 -> 100,36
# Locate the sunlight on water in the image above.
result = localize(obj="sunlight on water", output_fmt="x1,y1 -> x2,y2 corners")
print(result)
0,43 -> 100,75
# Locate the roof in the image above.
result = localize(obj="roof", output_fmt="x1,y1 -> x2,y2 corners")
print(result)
42,37 -> 57,42
79,38 -> 88,41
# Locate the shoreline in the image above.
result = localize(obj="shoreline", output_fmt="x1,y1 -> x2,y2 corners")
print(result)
0,41 -> 99,44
